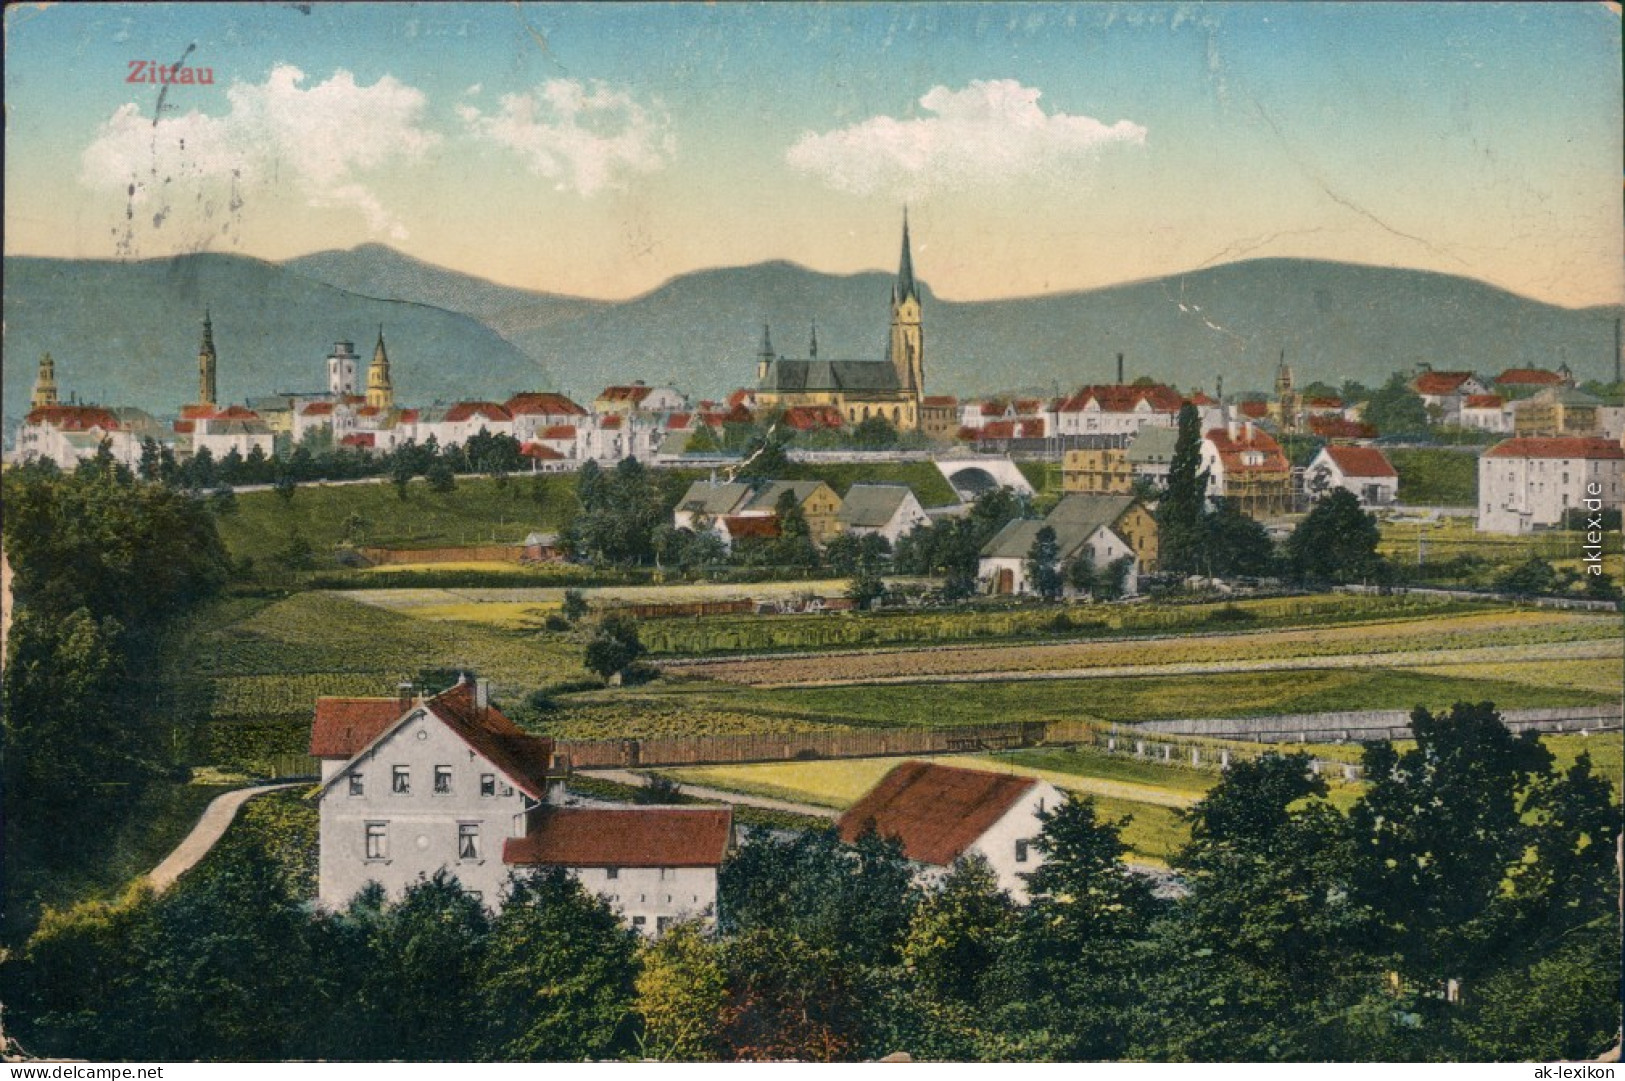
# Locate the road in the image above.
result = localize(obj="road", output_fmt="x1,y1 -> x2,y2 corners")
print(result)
146,782 -> 305,893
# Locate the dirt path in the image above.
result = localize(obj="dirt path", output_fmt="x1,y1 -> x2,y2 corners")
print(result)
146,782 -> 305,893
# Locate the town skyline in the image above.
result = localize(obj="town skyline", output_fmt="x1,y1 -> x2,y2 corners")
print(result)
4,2 -> 1621,308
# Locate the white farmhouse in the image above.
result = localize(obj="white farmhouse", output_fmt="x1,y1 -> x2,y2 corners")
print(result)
504,806 -> 733,935
1305,445 -> 1399,507
1477,437 -> 1625,534
977,494 -> 1143,598
835,483 -> 929,545
1459,394 -> 1514,434
837,761 -> 1063,903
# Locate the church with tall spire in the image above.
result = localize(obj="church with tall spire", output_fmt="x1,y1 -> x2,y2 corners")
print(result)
197,308 -> 218,408
751,214 -> 926,431
366,326 -> 395,412
30,352 -> 59,409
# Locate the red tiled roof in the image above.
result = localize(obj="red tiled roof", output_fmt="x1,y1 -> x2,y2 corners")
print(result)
504,807 -> 732,868
1185,392 -> 1217,406
179,404 -> 219,420
922,395 -> 958,407
1463,394 -> 1505,409
310,682 -> 556,800
1322,445 -> 1397,478
1308,416 -> 1377,439
521,442 -> 564,459
25,405 -> 121,430
1494,368 -> 1564,387
356,406 -> 383,418
1237,400 -> 1270,419
505,392 -> 587,416
726,389 -> 756,409
214,405 -> 260,420
1412,371 -> 1478,394
1013,398 -> 1043,414
599,415 -> 624,430
980,421 -> 1017,439
1485,437 -> 1625,460
665,412 -> 694,429
1018,418 -> 1046,438
300,402 -> 336,416
781,405 -> 844,431
723,515 -> 781,539
340,432 -> 376,448
172,420 -> 196,434
445,402 -> 513,423
540,425 -> 578,441
955,426 -> 982,442
1304,396 -> 1344,409
980,400 -> 1010,417
838,762 -> 1037,867
1059,384 -> 1184,415
398,409 -> 420,423
1205,427 -> 1290,474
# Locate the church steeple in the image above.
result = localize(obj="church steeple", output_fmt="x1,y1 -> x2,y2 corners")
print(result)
757,324 -> 775,384
31,352 -> 59,409
197,308 -> 218,407
809,321 -> 819,360
366,325 -> 394,411
887,211 -> 924,401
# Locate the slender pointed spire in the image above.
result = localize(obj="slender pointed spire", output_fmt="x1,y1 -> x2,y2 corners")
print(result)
894,208 -> 917,304
367,324 -> 394,411
758,324 -> 774,358
197,307 -> 218,407
809,320 -> 818,359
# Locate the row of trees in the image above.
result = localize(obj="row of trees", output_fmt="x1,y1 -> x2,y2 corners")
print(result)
9,704 -> 1615,1062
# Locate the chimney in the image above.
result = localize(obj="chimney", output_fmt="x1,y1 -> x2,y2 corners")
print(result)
1227,419 -> 1239,440
475,678 -> 490,712
1244,420 -> 1255,441
397,681 -> 414,711
1117,353 -> 1125,385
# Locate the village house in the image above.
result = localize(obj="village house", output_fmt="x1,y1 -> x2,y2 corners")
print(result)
1200,421 -> 1292,518
594,382 -> 687,418
978,493 -> 1148,595
837,761 -> 1064,903
308,678 -> 730,932
1051,382 -> 1183,437
1477,437 -> 1625,534
919,395 -> 960,442
1512,386 -> 1604,438
1459,394 -> 1514,434
835,483 -> 930,545
1124,425 -> 1181,489
740,480 -> 844,545
1305,445 -> 1399,507
14,403 -> 142,468
1492,366 -> 1573,398
1061,442 -> 1136,495
1409,370 -> 1489,424
504,806 -> 733,936
183,404 -> 276,462
505,392 -> 589,442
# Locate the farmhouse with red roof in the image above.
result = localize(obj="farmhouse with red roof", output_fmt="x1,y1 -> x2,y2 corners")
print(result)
1200,421 -> 1292,517
838,761 -> 1063,901
1306,445 -> 1399,507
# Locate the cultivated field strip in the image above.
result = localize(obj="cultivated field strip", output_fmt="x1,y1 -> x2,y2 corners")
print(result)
667,611 -> 1621,687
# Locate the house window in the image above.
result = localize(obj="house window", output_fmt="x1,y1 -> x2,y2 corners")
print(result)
632,916 -> 647,928
392,766 -> 410,794
459,823 -> 481,860
349,773 -> 364,797
435,766 -> 452,794
1015,839 -> 1030,864
657,917 -> 672,933
365,822 -> 388,860
480,774 -> 496,797
606,867 -> 619,880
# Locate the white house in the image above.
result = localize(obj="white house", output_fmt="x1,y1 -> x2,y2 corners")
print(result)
672,479 -> 756,532
595,383 -> 687,417
835,483 -> 929,544
837,761 -> 1064,903
1410,370 -> 1489,424
1459,394 -> 1514,434
977,494 -> 1143,598
504,806 -> 733,936
1052,384 -> 1183,437
186,405 -> 275,462
1305,445 -> 1399,507
12,404 -> 143,468
505,392 -> 589,443
1477,437 -> 1625,534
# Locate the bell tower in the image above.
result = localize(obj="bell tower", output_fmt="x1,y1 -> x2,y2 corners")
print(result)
31,352 -> 59,409
197,308 -> 218,408
366,326 -> 394,411
887,211 -> 924,403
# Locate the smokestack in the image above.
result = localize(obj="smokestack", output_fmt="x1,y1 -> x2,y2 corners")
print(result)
1615,318 -> 1622,386
1117,353 -> 1125,385
1216,374 -> 1224,401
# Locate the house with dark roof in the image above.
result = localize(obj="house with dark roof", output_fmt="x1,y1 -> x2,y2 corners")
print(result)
506,806 -> 733,935
835,483 -> 929,544
838,761 -> 1063,902
1306,445 -> 1399,507
977,493 -> 1150,595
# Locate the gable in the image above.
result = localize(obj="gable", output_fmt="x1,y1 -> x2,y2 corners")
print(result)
838,762 -> 1037,867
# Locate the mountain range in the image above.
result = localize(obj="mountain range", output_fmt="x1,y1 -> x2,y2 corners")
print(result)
6,246 -> 1620,420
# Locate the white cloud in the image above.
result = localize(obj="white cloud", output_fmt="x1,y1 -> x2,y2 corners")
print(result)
786,79 -> 1146,196
80,65 -> 440,239
458,78 -> 674,196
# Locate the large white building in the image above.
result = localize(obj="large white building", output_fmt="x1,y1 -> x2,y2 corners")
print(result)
309,678 -> 731,931
837,761 -> 1063,903
1477,437 -> 1625,534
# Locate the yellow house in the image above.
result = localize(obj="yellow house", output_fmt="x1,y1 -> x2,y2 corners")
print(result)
742,480 -> 843,545
1062,447 -> 1135,494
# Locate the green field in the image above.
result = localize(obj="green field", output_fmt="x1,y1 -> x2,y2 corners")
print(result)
1388,447 -> 1479,506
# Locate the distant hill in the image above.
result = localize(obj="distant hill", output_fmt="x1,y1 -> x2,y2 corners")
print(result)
8,248 -> 1619,420
287,248 -> 1622,402
2,254 -> 552,416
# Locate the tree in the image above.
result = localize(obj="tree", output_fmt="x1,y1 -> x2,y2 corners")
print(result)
273,469 -> 298,505
736,428 -> 790,479
584,613 -> 646,682
901,855 -> 1017,1005
846,534 -> 890,610
272,529 -> 316,571
1156,403 -> 1209,574
561,588 -> 589,623
1286,488 -> 1382,583
1025,525 -> 1063,601
1204,498 -> 1276,578
390,451 -> 416,500
426,460 -> 457,493
1362,373 -> 1430,438
478,869 -> 640,1061
636,922 -> 728,1061
853,415 -> 899,450
1495,556 -> 1557,597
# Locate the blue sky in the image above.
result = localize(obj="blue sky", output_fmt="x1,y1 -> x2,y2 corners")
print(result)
5,2 -> 1620,305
